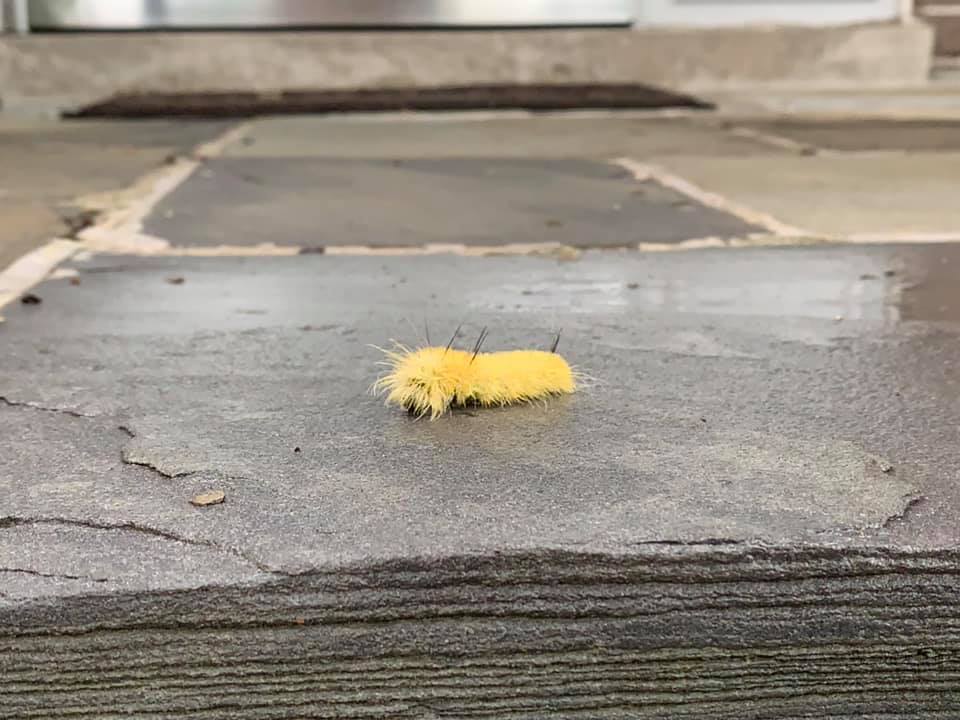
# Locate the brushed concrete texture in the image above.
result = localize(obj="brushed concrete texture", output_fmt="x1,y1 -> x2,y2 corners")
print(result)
0,23 -> 933,116
224,114 -> 782,159
144,157 -> 762,248
2,243 -> 960,717
652,152 -> 960,237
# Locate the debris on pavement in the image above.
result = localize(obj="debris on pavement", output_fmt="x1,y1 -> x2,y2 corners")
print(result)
190,490 -> 226,507
873,456 -> 895,473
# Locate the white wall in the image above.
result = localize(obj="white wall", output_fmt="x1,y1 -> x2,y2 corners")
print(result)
1,0 -> 30,33
634,0 -> 901,26
3,0 -> 905,32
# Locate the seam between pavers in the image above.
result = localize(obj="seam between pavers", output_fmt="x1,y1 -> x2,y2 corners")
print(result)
74,121 -> 254,255
723,125 -> 819,155
611,156 -> 815,239
0,239 -> 79,313
0,122 -> 254,313
83,235 -> 835,258
615,154 -> 960,245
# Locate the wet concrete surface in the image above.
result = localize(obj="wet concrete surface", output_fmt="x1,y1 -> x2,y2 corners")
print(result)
145,157 -> 762,248
4,113 -> 960,718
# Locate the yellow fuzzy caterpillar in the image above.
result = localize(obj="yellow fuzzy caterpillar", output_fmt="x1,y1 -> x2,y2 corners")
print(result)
374,331 -> 576,419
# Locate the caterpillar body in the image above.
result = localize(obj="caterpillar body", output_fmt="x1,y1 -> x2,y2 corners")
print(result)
374,332 -> 576,419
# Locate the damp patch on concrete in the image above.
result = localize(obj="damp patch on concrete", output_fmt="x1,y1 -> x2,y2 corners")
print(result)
144,157 -> 763,249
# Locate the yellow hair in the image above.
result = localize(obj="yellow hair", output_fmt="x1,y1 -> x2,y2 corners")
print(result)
375,345 -> 576,419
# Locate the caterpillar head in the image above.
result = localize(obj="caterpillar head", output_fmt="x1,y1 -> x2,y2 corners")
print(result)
374,346 -> 477,419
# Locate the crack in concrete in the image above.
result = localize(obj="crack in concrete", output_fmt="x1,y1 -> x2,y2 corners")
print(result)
0,396 -> 93,419
0,402 -> 195,482
117,425 -> 204,479
0,567 -> 108,583
120,453 -> 199,479
0,516 -> 280,576
812,493 -> 926,538
629,538 -> 749,547
881,494 -> 926,530
562,534 -> 753,549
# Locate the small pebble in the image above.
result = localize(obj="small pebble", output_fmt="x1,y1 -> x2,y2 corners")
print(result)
551,246 -> 581,262
190,490 -> 225,507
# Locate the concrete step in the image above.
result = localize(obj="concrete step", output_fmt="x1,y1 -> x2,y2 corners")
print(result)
0,23 -> 934,118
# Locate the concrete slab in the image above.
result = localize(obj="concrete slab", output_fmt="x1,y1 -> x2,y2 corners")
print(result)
651,152 -> 960,237
0,244 -> 951,570
224,115 -> 781,159
736,119 -> 960,152
2,243 -> 960,716
144,157 -> 762,248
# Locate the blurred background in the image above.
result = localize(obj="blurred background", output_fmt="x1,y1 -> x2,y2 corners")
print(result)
0,0 -> 953,120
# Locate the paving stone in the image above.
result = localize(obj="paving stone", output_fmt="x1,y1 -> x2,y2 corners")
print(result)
2,244 -> 959,717
145,158 -> 762,248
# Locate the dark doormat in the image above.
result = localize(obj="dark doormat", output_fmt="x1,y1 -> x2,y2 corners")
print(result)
64,84 -> 713,118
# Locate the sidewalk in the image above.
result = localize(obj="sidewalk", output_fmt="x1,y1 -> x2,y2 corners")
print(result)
2,110 -> 960,717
